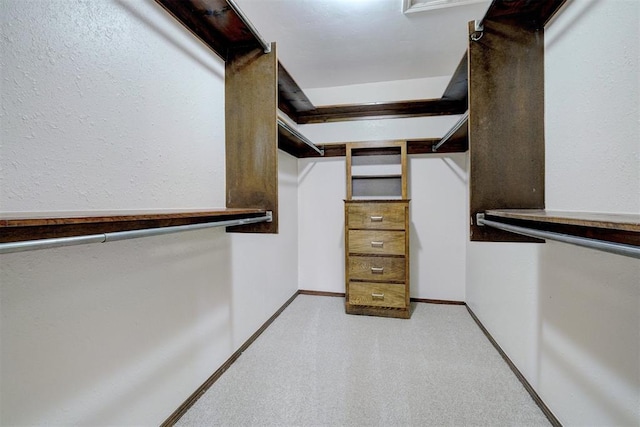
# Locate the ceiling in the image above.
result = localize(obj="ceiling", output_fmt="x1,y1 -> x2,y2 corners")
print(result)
234,0 -> 491,89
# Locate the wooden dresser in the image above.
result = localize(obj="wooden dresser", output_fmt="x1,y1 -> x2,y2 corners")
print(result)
344,141 -> 410,319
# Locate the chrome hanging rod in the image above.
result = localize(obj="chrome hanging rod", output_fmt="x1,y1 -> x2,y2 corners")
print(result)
226,0 -> 271,54
277,118 -> 324,156
476,214 -> 640,259
433,111 -> 468,152
0,212 -> 272,255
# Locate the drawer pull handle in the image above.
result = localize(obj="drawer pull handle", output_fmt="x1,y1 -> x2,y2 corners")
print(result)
370,216 -> 383,222
372,293 -> 385,300
371,267 -> 384,274
371,241 -> 384,248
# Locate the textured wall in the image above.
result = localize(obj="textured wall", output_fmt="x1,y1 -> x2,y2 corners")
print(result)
1,0 -> 225,210
0,0 -> 298,425
298,78 -> 468,301
466,0 -> 640,425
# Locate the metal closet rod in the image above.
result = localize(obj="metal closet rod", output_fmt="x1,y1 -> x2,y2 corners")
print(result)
0,212 -> 272,255
433,111 -> 468,152
226,0 -> 271,54
277,118 -> 324,156
477,214 -> 640,259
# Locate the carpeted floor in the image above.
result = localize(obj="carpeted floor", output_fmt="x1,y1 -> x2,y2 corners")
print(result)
176,294 -> 549,426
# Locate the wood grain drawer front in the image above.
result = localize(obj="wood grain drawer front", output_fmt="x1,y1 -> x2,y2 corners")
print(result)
348,282 -> 406,308
348,230 -> 405,255
348,256 -> 405,282
347,203 -> 406,230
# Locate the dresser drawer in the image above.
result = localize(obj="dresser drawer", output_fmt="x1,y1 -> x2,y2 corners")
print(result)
348,282 -> 406,308
348,230 -> 405,255
348,256 -> 405,282
347,203 -> 406,230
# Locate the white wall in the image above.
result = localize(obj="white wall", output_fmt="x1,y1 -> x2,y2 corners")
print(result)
298,78 -> 468,301
0,0 -> 297,425
466,0 -> 640,425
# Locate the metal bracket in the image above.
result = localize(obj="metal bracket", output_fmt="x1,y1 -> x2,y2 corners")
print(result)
470,20 -> 484,42
476,212 -> 485,226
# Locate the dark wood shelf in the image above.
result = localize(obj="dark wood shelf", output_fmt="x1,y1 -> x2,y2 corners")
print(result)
156,0 -> 469,125
0,208 -> 268,243
294,99 -> 466,124
277,62 -> 315,122
154,0 -> 265,61
277,119 -> 324,158
485,0 -> 568,28
484,209 -> 640,246
352,174 -> 402,180
294,138 -> 467,159
433,112 -> 468,153
442,52 -> 468,103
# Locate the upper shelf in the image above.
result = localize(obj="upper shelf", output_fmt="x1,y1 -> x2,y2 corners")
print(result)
442,53 -> 468,103
292,99 -> 466,125
484,0 -> 568,28
154,0 -> 268,60
154,0 -> 568,157
155,0 -> 467,126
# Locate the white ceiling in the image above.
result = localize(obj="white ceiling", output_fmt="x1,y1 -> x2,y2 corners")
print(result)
235,0 -> 491,89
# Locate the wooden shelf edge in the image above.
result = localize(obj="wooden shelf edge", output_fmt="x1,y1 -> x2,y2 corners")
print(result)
352,174 -> 402,180
0,208 -> 268,243
484,209 -> 640,246
484,0 -> 568,29
433,112 -> 468,153
294,138 -> 466,158
277,119 -> 324,158
442,52 -> 468,102
485,210 -> 640,232
296,99 -> 466,124
154,0 -> 264,61
277,61 -> 315,122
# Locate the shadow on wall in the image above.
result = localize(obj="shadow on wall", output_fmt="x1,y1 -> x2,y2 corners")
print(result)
115,0 -> 225,79
0,229 -> 234,425
439,154 -> 467,185
537,241 -> 639,425
545,0 -> 600,50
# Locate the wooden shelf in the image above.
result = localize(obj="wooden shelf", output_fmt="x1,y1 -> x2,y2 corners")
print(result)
277,118 -> 324,158
484,210 -> 640,246
352,174 -> 402,180
295,138 -> 467,159
485,0 -> 568,28
0,209 -> 269,243
154,0 -> 266,61
293,99 -> 466,124
156,0 -> 468,125
442,52 -> 468,103
433,112 -> 468,153
277,62 -> 315,122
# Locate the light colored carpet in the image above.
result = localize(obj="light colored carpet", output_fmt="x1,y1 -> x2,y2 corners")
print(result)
177,295 -> 549,426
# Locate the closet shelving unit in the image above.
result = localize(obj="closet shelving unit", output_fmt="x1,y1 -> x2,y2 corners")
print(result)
460,0 -> 639,256
154,0 -> 468,157
0,209 -> 271,252
3,0 -> 636,253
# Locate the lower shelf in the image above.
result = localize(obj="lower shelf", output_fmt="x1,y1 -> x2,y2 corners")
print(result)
0,208 -> 269,243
